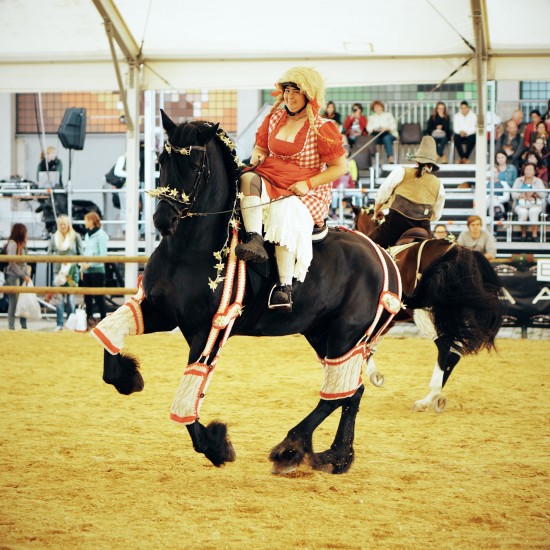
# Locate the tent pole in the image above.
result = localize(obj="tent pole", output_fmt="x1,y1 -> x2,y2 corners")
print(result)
471,0 -> 489,220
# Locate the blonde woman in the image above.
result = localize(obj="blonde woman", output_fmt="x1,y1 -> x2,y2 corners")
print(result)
36,145 -> 63,185
47,215 -> 83,331
235,66 -> 347,312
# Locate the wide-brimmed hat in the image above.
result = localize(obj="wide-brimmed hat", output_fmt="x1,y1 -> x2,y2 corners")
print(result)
409,136 -> 440,171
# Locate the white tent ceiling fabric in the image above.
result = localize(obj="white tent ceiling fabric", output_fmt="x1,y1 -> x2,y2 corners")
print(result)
0,0 -> 549,92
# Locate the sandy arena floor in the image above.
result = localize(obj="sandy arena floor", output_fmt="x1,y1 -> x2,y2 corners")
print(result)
0,330 -> 548,549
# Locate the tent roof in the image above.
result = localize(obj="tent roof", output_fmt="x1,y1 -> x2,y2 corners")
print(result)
1,0 -> 549,92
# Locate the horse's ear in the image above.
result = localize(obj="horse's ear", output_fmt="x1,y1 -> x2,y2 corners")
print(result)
198,122 -> 220,143
160,109 -> 177,133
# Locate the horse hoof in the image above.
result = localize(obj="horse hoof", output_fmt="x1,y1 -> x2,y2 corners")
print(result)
271,463 -> 297,475
433,394 -> 447,413
369,371 -> 385,387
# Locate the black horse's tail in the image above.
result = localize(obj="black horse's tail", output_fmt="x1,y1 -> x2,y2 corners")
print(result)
405,245 -> 503,355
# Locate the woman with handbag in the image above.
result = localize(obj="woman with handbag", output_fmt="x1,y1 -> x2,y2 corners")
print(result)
4,223 -> 31,330
512,162 -> 546,242
81,212 -> 109,328
46,215 -> 83,331
426,102 -> 452,164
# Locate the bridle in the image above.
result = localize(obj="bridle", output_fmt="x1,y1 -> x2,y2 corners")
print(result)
153,139 -> 211,219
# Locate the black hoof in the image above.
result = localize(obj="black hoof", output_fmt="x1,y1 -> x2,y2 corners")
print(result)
269,436 -> 307,474
103,351 -> 144,395
203,421 -> 236,467
310,448 -> 354,474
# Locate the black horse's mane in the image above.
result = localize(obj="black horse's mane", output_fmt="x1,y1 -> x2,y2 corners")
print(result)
168,120 -> 242,201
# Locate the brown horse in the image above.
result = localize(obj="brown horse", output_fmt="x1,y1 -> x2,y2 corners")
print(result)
353,205 -> 503,412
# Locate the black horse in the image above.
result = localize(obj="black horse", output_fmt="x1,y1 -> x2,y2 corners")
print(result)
98,112 -> 412,475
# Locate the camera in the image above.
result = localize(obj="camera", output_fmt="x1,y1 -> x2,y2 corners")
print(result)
352,107 -> 358,112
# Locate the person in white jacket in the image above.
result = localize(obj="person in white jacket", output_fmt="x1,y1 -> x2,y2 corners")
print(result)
367,100 -> 398,164
453,101 -> 477,164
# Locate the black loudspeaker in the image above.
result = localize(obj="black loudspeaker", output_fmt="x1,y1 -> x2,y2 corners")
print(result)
57,108 -> 86,150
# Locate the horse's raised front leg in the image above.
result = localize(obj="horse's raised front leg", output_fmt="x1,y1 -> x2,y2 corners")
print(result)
100,297 -> 177,395
186,420 -> 236,467
412,338 -> 461,413
309,384 -> 365,474
269,397 -> 342,475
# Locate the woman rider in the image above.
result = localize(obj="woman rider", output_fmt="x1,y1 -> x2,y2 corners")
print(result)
235,66 -> 347,312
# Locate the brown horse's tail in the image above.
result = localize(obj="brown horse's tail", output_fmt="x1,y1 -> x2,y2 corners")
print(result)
405,245 -> 503,355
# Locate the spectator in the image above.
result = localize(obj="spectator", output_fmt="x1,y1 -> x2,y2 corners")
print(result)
512,163 -> 546,242
36,145 -> 63,186
487,166 -> 512,221
366,100 -> 398,164
507,109 -> 526,138
524,110 -> 547,148
433,224 -> 449,239
532,137 -> 550,170
543,99 -> 550,126
322,101 -> 342,130
426,101 -> 452,164
457,215 -> 497,260
452,101 -> 477,164
343,103 -> 368,146
81,212 -> 109,328
523,149 -> 548,184
529,120 -> 549,146
4,223 -> 31,330
46,215 -> 83,331
495,149 -> 518,186
496,120 -> 524,168
330,140 -> 358,219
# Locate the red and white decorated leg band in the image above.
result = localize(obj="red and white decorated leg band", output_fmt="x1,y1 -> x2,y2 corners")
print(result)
91,276 -> 145,355
320,344 -> 365,400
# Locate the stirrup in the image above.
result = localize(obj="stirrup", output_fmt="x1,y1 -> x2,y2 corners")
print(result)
268,284 -> 293,313
235,232 -> 268,263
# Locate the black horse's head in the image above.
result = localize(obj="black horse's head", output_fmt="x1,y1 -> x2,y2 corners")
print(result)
153,110 -> 223,237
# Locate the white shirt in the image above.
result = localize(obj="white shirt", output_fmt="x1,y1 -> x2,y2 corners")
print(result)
453,110 -> 477,136
375,165 -> 446,221
367,112 -> 398,138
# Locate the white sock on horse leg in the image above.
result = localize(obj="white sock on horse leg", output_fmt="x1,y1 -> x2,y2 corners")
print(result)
429,361 -> 444,391
275,245 -> 294,286
240,195 -> 263,235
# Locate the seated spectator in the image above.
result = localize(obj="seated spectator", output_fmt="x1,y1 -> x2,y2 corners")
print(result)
426,101 -> 452,163
532,136 -> 550,171
523,150 -> 548,184
496,120 -> 524,168
433,224 -> 449,239
512,162 -> 546,242
330,141 -> 358,217
458,215 -> 497,260
453,101 -> 477,164
366,100 -> 398,164
322,101 -> 342,130
487,166 -> 511,221
495,149 -> 518,186
544,99 -> 550,126
506,108 -> 526,139
523,110 -> 549,148
529,120 -> 549,146
343,103 -> 367,146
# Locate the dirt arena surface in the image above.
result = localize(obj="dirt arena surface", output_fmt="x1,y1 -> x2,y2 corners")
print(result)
1,330 -> 548,549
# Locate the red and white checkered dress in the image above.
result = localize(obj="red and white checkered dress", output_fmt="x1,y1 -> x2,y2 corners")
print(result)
251,109 -> 345,226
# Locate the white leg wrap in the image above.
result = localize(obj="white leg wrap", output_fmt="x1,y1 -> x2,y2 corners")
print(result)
170,362 -> 216,425
429,361 -> 444,391
320,346 -> 364,400
91,280 -> 145,354
413,308 -> 437,340
240,195 -> 264,235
